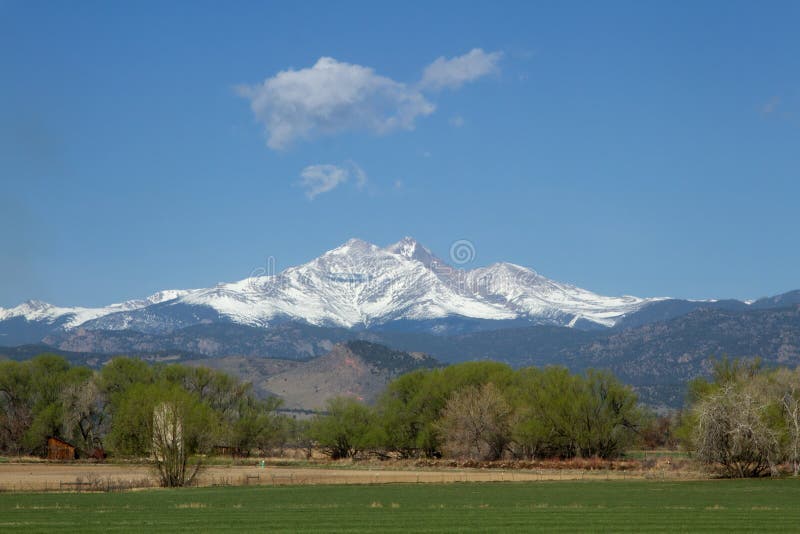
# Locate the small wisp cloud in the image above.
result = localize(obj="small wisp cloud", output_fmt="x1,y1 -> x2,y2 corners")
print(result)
299,161 -> 368,199
419,48 -> 503,91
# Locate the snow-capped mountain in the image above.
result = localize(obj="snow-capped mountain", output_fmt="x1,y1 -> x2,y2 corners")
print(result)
0,290 -> 190,329
0,237 -> 661,342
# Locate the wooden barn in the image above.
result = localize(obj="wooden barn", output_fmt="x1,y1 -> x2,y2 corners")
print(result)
47,436 -> 76,461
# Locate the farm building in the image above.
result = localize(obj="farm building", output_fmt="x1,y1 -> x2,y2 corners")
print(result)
47,436 -> 76,461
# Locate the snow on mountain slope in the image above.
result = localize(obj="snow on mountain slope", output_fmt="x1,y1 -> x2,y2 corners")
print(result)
385,236 -> 445,266
0,237 -> 660,334
464,262 -> 651,327
131,237 -> 655,329
180,238 -> 516,328
0,290 -> 190,329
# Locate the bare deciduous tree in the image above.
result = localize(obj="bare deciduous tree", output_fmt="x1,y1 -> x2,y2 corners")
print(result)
776,369 -> 800,476
151,401 -> 200,487
61,378 -> 106,453
693,384 -> 780,478
438,383 -> 512,461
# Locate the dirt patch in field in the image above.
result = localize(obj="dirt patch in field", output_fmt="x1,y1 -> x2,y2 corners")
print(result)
0,463 -> 154,492
0,461 -> 704,492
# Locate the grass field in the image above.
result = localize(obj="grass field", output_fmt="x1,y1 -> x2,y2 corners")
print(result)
2,479 -> 799,532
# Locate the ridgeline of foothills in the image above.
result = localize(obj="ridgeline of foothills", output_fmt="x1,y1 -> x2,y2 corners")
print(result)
1,347 -> 799,485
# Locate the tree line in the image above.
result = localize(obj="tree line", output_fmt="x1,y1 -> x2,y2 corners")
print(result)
309,361 -> 645,461
2,353 -> 798,482
0,356 -> 291,462
0,356 -> 645,464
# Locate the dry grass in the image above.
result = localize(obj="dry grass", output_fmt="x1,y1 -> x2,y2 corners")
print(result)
0,456 -> 708,493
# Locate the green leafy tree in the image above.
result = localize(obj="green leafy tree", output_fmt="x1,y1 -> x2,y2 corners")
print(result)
109,382 -> 220,456
376,362 -> 514,457
0,355 -> 98,455
0,360 -> 34,453
574,370 -> 643,458
226,396 -> 287,454
503,367 -> 642,459
309,397 -> 382,459
110,381 -> 220,486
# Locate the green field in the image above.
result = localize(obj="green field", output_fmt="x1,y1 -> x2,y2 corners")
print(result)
2,479 -> 800,532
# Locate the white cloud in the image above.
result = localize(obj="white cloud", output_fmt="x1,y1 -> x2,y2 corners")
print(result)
299,164 -> 348,199
238,57 -> 435,150
239,50 -> 503,152
449,115 -> 465,127
348,160 -> 368,189
298,161 -> 368,199
761,96 -> 780,115
419,48 -> 503,91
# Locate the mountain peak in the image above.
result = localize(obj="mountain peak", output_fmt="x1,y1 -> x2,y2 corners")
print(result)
21,299 -> 53,311
331,238 -> 378,253
0,299 -> 68,324
385,237 -> 443,267
145,289 -> 190,305
317,239 -> 381,260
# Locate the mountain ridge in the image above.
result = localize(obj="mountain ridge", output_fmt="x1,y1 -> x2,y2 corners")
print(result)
2,238 -> 798,347
8,303 -> 800,408
0,237 -> 660,341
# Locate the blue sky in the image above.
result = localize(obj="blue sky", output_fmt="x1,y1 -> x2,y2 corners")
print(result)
1,0 -> 799,307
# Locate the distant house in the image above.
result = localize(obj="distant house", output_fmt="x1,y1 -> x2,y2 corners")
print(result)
47,436 -> 76,461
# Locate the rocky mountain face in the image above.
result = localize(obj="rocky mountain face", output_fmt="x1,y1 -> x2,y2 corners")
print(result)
42,322 -> 356,360
5,304 -> 798,409
0,339 -> 440,412
578,305 -> 800,384
394,305 -> 800,408
190,341 -> 440,411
